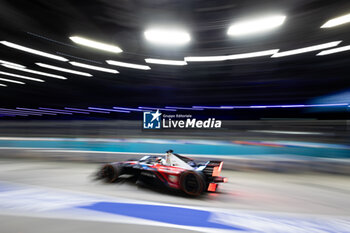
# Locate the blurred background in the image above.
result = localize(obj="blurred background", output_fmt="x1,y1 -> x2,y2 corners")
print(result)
0,0 -> 349,232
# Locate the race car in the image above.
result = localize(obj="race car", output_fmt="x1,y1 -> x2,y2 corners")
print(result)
96,150 -> 227,196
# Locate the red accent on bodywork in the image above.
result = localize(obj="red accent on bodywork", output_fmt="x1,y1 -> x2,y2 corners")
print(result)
207,183 -> 217,192
212,162 -> 223,177
152,164 -> 186,189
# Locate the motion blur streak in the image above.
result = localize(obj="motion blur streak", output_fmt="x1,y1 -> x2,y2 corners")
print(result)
185,49 -> 278,62
69,36 -> 123,53
271,41 -> 342,57
144,29 -> 191,45
88,107 -> 130,113
227,15 -> 286,36
0,41 -> 68,61
321,12 -> 350,28
1,1 -> 350,232
317,45 -> 350,56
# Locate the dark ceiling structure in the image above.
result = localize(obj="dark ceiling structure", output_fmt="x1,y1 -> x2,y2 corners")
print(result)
0,0 -> 350,117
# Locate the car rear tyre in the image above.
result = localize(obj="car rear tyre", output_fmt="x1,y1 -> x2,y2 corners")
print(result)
180,171 -> 205,196
100,164 -> 123,183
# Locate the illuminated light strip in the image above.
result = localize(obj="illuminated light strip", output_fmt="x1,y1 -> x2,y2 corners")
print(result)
0,112 -> 37,116
165,106 -> 204,110
185,49 -> 279,62
0,41 -> 68,61
192,106 -> 223,109
16,108 -> 69,115
219,103 -> 348,108
144,29 -> 191,46
0,113 -> 25,117
0,113 -> 15,117
0,60 -> 26,68
271,41 -> 342,58
0,70 -> 44,82
0,109 -> 42,116
227,15 -> 286,36
35,63 -> 92,77
113,107 -> 146,112
106,60 -> 151,70
39,107 -> 89,114
138,107 -> 176,112
69,36 -> 123,53
321,13 -> 350,28
227,49 -> 279,60
2,64 -> 66,80
191,103 -> 349,109
0,77 -> 25,84
250,106 -> 267,108
88,107 -> 130,113
69,61 -> 118,74
316,45 -> 350,56
184,55 -> 227,62
145,58 -> 187,66
0,83 -> 7,87
281,105 -> 305,108
306,103 -> 349,107
249,130 -> 323,135
64,107 -> 110,114
0,111 -> 28,116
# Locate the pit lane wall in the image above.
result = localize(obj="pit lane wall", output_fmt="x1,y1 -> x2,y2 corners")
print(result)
0,137 -> 349,175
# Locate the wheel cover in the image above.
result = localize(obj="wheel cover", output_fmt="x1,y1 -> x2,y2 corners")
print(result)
182,172 -> 202,195
103,165 -> 115,182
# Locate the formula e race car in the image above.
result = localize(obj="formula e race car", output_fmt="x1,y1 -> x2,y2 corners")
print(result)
96,150 -> 227,196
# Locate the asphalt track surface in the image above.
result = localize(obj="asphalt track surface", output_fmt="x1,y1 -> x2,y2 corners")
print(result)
0,158 -> 349,232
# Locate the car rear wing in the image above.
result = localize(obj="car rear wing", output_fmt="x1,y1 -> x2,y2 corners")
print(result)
202,161 -> 223,177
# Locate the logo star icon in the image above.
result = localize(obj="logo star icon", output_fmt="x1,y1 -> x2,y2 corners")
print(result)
151,109 -> 161,122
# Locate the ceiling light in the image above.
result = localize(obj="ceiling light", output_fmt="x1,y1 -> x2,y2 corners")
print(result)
184,55 -> 227,62
0,109 -> 42,116
0,83 -> 7,87
0,41 -> 68,61
227,15 -> 286,36
2,64 -> 66,80
65,107 -> 110,114
0,112 -> 27,116
316,45 -> 350,56
106,60 -> 151,70
138,107 -> 176,111
69,36 -> 123,53
249,130 -> 323,135
69,61 -> 119,73
192,106 -> 223,109
36,63 -> 92,77
16,108 -> 67,115
165,106 -> 204,110
144,29 -> 191,45
145,58 -> 187,66
271,41 -> 341,58
0,77 -> 25,84
0,60 -> 26,68
88,107 -> 130,113
185,49 -> 279,62
39,107 -> 89,114
321,13 -> 350,28
227,49 -> 279,59
0,70 -> 44,82
113,107 -> 145,112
